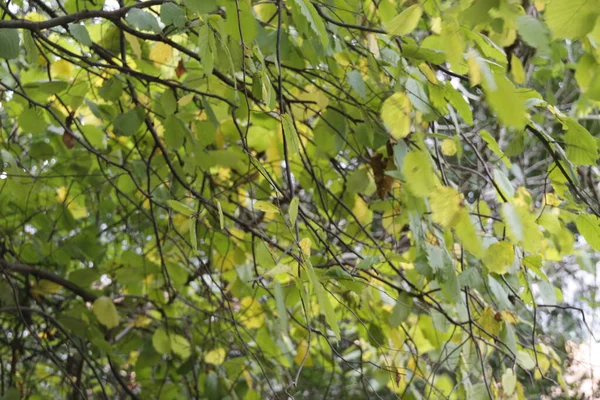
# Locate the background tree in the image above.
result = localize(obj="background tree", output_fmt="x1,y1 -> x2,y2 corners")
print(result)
1,0 -> 600,399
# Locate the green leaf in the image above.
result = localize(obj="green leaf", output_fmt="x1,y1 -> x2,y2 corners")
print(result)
290,0 -> 329,49
282,113 -> 300,156
189,217 -> 197,253
161,3 -> 186,28
515,16 -> 550,56
482,72 -> 527,129
289,197 -> 299,226
305,259 -> 340,339
575,214 -> 600,251
389,293 -> 412,327
562,117 -> 598,165
18,108 -> 47,134
170,334 -> 191,360
163,115 -> 190,149
92,296 -> 119,329
126,8 -> 161,33
544,0 -> 600,39
493,169 -> 515,198
166,200 -> 196,216
216,200 -> 224,229
517,350 -> 535,370
384,5 -> 423,36
152,328 -> 171,354
0,29 -> 20,60
501,203 -> 524,243
98,77 -> 124,102
538,281 -> 557,306
480,130 -> 511,168
114,107 -> 144,136
346,70 -> 367,99
68,24 -> 93,46
445,84 -> 473,125
187,0 -> 217,13
502,369 -> 516,396
402,151 -> 436,197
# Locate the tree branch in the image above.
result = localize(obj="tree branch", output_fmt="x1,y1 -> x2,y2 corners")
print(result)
0,0 -> 167,30
0,260 -> 98,303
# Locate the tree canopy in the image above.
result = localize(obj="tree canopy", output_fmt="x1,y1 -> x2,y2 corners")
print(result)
1,0 -> 600,398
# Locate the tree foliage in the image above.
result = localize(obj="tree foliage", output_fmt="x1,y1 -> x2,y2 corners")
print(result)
1,0 -> 600,399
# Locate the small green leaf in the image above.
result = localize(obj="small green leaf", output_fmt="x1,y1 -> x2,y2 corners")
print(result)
160,3 -> 186,28
493,169 -> 514,198
163,115 -> 190,149
92,296 -> 119,329
384,5 -> 423,36
126,8 -> 161,33
502,369 -> 516,396
152,328 -> 171,354
388,293 -> 412,327
254,200 -> 279,213
189,217 -> 197,253
166,200 -> 196,216
575,214 -> 600,251
0,29 -> 20,60
114,107 -> 144,136
282,114 -> 300,156
402,151 -> 436,197
517,350 -> 535,370
68,24 -> 92,46
289,197 -> 299,226
216,200 -> 224,229
501,203 -> 524,243
170,334 -> 191,360
290,0 -> 329,49
562,117 -> 598,165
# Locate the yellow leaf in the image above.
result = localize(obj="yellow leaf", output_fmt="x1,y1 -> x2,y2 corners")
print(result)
125,33 -> 142,59
479,307 -> 501,335
294,340 -> 313,366
381,92 -> 412,139
132,315 -> 152,327
430,187 -> 462,227
299,238 -> 311,256
33,279 -> 62,295
500,310 -> 520,324
418,63 -> 438,84
455,210 -> 483,258
511,54 -> 526,84
239,297 -> 264,329
353,195 -> 373,225
51,59 -> 73,79
467,54 -> 481,86
440,138 -> 457,156
178,93 -> 194,106
483,241 -> 514,275
149,42 -> 173,65
254,200 -> 279,213
205,348 -> 226,365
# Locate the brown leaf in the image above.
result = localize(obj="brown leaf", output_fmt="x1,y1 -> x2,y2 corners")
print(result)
62,130 -> 77,149
176,59 -> 186,78
370,153 -> 394,199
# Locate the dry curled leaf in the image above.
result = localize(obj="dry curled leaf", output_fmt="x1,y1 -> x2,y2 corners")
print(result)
176,59 -> 186,78
62,130 -> 77,149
